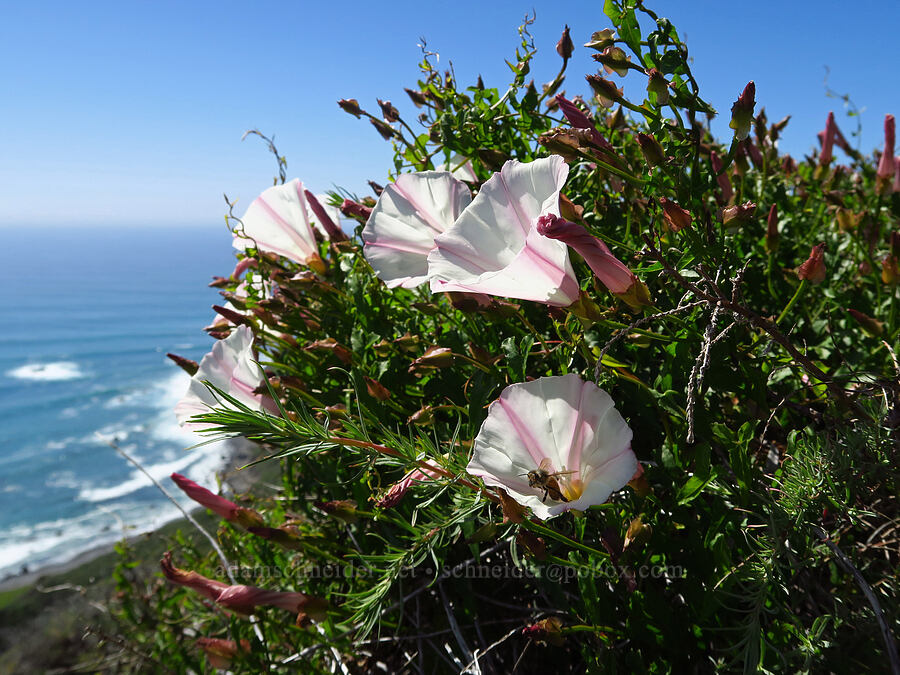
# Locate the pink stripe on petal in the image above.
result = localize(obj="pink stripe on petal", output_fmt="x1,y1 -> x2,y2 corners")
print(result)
496,397 -> 547,467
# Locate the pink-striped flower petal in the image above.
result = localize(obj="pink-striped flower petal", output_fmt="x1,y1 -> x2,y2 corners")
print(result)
362,171 -> 472,288
233,179 -> 322,267
427,156 -> 580,306
174,326 -> 273,431
467,374 -> 637,520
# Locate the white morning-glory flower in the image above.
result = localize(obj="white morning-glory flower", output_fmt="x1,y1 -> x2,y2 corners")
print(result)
175,325 -> 274,432
467,374 -> 638,520
362,171 -> 472,288
427,156 -> 580,306
233,179 -> 329,269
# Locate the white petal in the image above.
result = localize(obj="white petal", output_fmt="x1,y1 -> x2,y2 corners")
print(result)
174,326 -> 266,432
467,374 -> 636,519
436,154 -> 478,182
233,179 -> 319,264
427,156 -> 579,306
362,171 -> 471,288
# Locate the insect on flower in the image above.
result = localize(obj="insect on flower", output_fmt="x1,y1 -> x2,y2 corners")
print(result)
524,458 -> 576,503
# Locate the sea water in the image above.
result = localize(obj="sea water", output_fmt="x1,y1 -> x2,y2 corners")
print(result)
1,224 -> 238,578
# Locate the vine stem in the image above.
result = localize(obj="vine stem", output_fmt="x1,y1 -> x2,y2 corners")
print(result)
775,279 -> 806,325
519,519 -> 609,559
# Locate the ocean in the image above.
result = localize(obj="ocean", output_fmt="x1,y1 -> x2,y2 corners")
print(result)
1,225 -> 236,579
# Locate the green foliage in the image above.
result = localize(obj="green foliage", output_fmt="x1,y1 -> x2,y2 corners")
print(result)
103,3 -> 899,673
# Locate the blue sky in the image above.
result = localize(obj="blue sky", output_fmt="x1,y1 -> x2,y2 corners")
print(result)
2,1 -> 898,227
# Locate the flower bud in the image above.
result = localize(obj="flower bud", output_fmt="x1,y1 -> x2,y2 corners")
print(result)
877,114 -> 896,194
797,243 -> 826,284
407,405 -> 435,425
404,88 -> 427,107
408,346 -> 454,373
167,352 -> 199,376
556,24 -> 574,61
847,308 -> 884,337
594,46 -> 631,77
171,473 -> 265,528
196,638 -> 250,671
729,81 -> 755,141
209,276 -> 230,288
659,198 -> 692,232
304,190 -> 348,242
636,133 -> 665,167
340,198 -> 372,222
819,112 -> 836,166
765,204 -> 779,253
882,255 -> 899,285
585,73 -> 623,108
646,68 -> 669,105
377,99 -> 400,123
314,499 -> 359,524
369,118 -> 395,140
246,525 -> 304,550
584,28 -> 615,51
364,376 -> 391,401
710,151 -> 734,204
337,98 -> 362,118
522,617 -> 564,646
720,201 -> 756,228
393,332 -> 421,352
624,516 -> 652,551
305,338 -> 353,364
515,530 -> 547,560
367,180 -> 384,196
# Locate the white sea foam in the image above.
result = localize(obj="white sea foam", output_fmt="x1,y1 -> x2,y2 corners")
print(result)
7,361 -> 85,382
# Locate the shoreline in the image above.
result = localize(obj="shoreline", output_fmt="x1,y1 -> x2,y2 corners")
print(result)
0,436 -> 264,594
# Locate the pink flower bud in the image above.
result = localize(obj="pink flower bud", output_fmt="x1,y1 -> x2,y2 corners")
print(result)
304,190 -> 348,242
819,112 -> 837,166
337,98 -> 362,117
556,24 -> 574,61
216,585 -> 328,622
554,95 -> 612,150
340,198 -> 372,222
882,255 -> 899,285
160,551 -> 230,602
659,198 -> 692,232
231,257 -> 258,279
166,353 -> 199,376
377,99 -> 400,123
196,638 -> 250,671
797,243 -> 826,284
847,308 -> 884,337
636,133 -> 665,167
585,73 -> 623,108
877,114 -> 896,194
170,473 -> 264,528
729,82 -> 755,141
537,214 -> 649,308
710,151 -> 734,204
646,68 -> 670,105
376,465 -> 440,509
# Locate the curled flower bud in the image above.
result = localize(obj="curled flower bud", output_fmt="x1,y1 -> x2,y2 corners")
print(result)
594,46 -> 631,77
167,353 -> 199,376
370,117 -> 396,140
408,346 -> 454,373
819,112 -> 837,166
882,255 -> 899,285
729,81 -> 755,141
314,500 -> 359,524
585,73 -> 623,108
404,88 -> 427,107
765,205 -> 779,253
659,198 -> 692,233
160,551 -> 230,601
364,376 -> 391,401
720,201 -> 756,228
170,473 -> 265,528
196,638 -> 250,671
877,114 -> 896,194
636,132 -> 665,167
305,338 -> 353,364
304,190 -> 348,242
847,308 -> 884,337
376,465 -> 440,508
337,98 -> 362,117
556,24 -> 574,61
537,214 -> 650,308
522,617 -> 564,646
340,198 -> 372,222
646,68 -> 670,105
710,151 -> 734,204
584,28 -> 615,51
377,99 -> 400,123
797,243 -> 826,284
